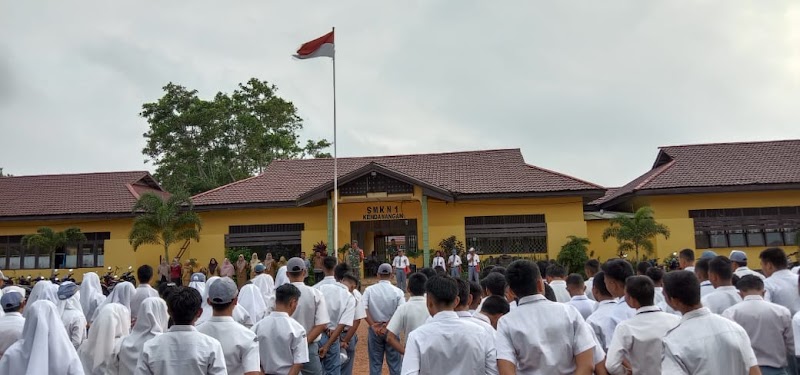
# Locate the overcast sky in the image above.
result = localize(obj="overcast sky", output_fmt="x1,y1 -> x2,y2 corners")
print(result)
1,2 -> 799,187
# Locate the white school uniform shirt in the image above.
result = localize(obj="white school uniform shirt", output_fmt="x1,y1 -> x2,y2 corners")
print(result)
766,269 -> 800,315
700,285 -> 742,314
699,280 -> 715,298
467,253 -> 480,267
387,296 -> 430,339
605,305 -> 680,375
251,311 -> 309,375
584,277 -> 595,301
793,311 -> 800,357
197,316 -> 261,375
290,281 -> 330,343
723,295 -> 794,368
654,287 -> 681,316
457,310 -> 496,340
662,307 -> 758,375
118,297 -> 168,375
610,297 -> 635,326
136,325 -> 227,375
353,289 -> 367,321
734,266 -> 766,280
496,294 -> 596,375
130,284 -> 159,319
448,254 -> 462,268
548,281 -> 571,303
362,280 -> 405,323
318,282 -> 357,330
0,312 -> 24,356
393,256 -> 410,269
60,306 -> 87,350
432,256 -> 446,270
567,295 -> 596,320
684,266 -> 695,273
313,275 -> 336,288
586,299 -> 617,350
401,311 -> 497,375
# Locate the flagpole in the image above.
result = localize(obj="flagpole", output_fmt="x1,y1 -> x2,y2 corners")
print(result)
332,26 -> 339,258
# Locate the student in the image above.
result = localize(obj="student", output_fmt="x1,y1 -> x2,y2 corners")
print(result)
496,260 -> 595,375
468,281 -> 482,314
566,274 -> 596,320
701,256 -> 742,314
79,303 -> 131,375
477,272 -> 507,312
694,258 -> 715,298
636,261 -> 649,276
730,250 -> 766,280
762,247 -> 800,315
80,272 -> 106,325
338,272 -> 364,375
136,287 -> 227,375
0,300 -> 83,375
197,277 -> 261,375
585,260 -> 600,301
392,250 -> 411,292
455,278 -> 496,339
57,282 -> 86,349
723,275 -> 793,375
387,272 -> 430,355
317,265 -> 357,375
401,275 -> 497,375
314,256 -> 339,288
0,291 -> 25,357
647,267 -> 679,316
661,271 -> 759,374
92,281 -> 135,323
601,260 -> 635,327
432,251 -> 446,271
586,272 -> 617,351
466,248 -> 481,283
605,276 -> 680,375
116,297 -> 169,375
252,284 -> 309,375
479,295 -> 510,329
131,265 -> 160,319
679,249 -> 695,272
362,263 -> 405,375
545,264 -> 571,303
251,263 -> 276,309
238,284 -> 268,323
448,250 -> 462,279
280,258 -> 329,375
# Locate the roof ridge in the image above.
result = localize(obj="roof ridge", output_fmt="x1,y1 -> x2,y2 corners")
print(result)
190,173 -> 264,200
659,139 -> 800,149
633,159 -> 676,190
1,170 -> 150,179
270,148 -> 521,164
525,164 -> 605,189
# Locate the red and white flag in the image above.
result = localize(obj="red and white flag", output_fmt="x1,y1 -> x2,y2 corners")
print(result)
294,30 -> 334,59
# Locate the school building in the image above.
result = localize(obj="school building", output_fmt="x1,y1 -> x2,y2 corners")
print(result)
1,140 -> 799,280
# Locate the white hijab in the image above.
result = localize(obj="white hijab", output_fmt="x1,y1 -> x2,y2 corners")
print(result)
118,297 -> 168,375
275,266 -> 289,288
80,272 -> 106,322
79,303 -> 131,374
197,276 -> 220,325
25,281 -> 59,318
238,284 -> 268,323
57,282 -> 83,316
0,300 -> 83,375
252,273 -> 276,306
189,280 -> 206,298
92,281 -> 134,322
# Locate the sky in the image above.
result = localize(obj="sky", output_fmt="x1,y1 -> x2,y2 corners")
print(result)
1,1 -> 799,188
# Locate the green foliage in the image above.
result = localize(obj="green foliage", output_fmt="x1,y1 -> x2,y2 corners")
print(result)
438,235 -> 465,254
557,236 -> 591,275
405,247 -> 422,259
128,193 -> 202,261
602,206 -> 670,261
22,227 -> 86,269
140,79 -> 331,195
0,168 -> 11,177
225,247 -> 252,264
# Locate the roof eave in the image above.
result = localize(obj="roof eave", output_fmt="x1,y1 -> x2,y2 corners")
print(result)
454,189 -> 606,202
0,212 -> 135,222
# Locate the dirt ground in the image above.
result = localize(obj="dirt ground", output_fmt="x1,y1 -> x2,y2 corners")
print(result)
351,277 -> 393,375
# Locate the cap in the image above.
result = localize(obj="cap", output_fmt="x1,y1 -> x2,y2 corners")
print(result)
700,250 -> 717,259
1,292 -> 22,310
3,286 -> 25,300
190,273 -> 206,283
207,277 -> 238,304
730,250 -> 747,263
254,264 -> 266,273
469,248 -> 476,252
287,257 -> 307,272
57,282 -> 79,300
378,263 -> 392,275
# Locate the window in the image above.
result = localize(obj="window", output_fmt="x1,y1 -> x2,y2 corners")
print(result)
746,230 -> 765,247
0,232 -> 108,270
765,231 -> 784,246
465,215 -> 547,254
690,206 -> 800,249
709,232 -> 728,248
785,230 -> 798,246
728,231 -> 746,247
694,231 -> 710,249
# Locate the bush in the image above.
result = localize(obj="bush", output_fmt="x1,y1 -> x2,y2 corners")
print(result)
556,236 -> 590,276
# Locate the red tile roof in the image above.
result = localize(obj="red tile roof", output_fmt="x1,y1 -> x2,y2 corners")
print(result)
192,149 -> 604,207
596,139 -> 800,207
0,171 -> 165,219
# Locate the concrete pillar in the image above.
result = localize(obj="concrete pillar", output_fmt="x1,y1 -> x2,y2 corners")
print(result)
327,198 -> 334,256
422,195 -> 430,267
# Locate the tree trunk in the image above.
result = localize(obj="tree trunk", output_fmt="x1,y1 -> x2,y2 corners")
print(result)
164,243 -> 170,263
635,244 -> 640,262
50,248 -> 55,272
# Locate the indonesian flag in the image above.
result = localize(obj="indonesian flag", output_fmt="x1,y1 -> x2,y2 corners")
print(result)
294,30 -> 334,59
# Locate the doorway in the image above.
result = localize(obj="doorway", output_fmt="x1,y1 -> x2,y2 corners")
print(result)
350,219 -> 418,263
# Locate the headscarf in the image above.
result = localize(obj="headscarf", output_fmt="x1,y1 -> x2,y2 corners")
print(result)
238,284 -> 268,322
250,253 -> 261,270
118,297 -> 168,375
79,303 -> 131,374
158,260 -> 170,278
221,259 -> 235,277
25,281 -> 59,317
0,300 -> 83,375
56,282 -> 83,316
196,276 -> 220,325
251,273 -> 275,306
188,273 -> 207,297
277,256 -> 288,268
80,272 -> 106,321
274,266 -> 290,288
92,281 -> 134,322
208,258 -> 218,275
236,255 -> 247,271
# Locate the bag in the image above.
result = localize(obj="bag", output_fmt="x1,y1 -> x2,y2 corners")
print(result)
404,266 -> 411,275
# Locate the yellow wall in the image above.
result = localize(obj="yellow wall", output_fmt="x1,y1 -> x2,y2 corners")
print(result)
585,220 -> 624,261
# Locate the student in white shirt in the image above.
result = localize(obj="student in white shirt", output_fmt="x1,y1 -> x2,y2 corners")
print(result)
496,260 -> 595,375
545,264 -> 571,303
601,260 -> 635,328
56,282 -> 86,349
455,278 -> 496,343
566,274 -> 596,319
466,248 -> 481,283
584,260 -> 600,301
723,275 -> 794,375
80,272 -> 106,325
136,287 -> 227,375
694,258 -> 715,298
392,250 -> 411,292
762,247 -> 800,315
0,292 -> 25,357
448,250 -> 462,279
387,272 -> 430,354
586,271 -> 617,351
362,263 -> 405,375
679,248 -> 696,273
317,265 -> 357,375
476,272 -> 507,313
116,297 -> 168,375
285,257 -> 330,375
646,267 -> 679,316
338,271 -> 365,375
401,275 -> 497,375
661,270 -> 759,375
197,277 -> 261,375
79,302 -> 132,375
605,276 -> 680,375
701,256 -> 742,314
479,295 -> 510,329
130,265 -> 160,319
252,284 -> 309,375
432,251 -> 446,272
314,256 -> 338,288
730,250 -> 766,280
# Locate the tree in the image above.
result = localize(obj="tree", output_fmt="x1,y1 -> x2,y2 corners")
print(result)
557,236 -> 591,275
141,78 -> 331,195
602,206 -> 670,261
0,168 -> 11,177
21,227 -> 86,270
129,192 -> 202,261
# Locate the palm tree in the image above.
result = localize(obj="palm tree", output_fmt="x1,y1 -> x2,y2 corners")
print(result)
557,236 -> 591,275
129,193 -> 202,261
602,206 -> 670,261
21,227 -> 86,269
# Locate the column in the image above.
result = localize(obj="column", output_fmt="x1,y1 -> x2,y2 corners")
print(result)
327,198 -> 334,256
422,195 -> 430,267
